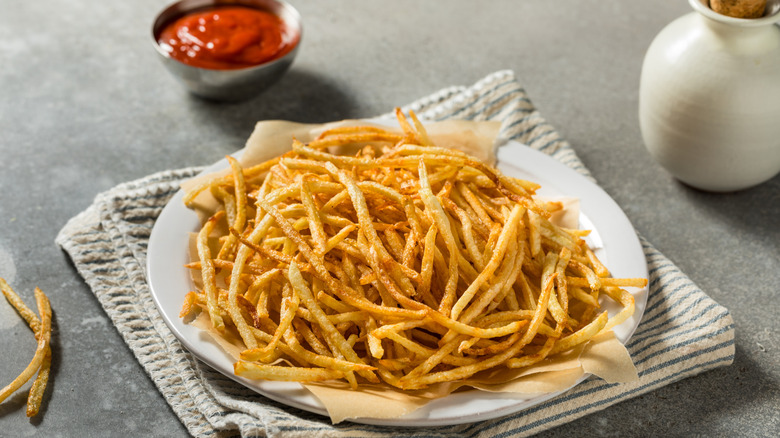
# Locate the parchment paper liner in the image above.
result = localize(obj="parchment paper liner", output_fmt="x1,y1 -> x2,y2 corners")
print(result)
191,312 -> 635,423
181,118 -> 639,423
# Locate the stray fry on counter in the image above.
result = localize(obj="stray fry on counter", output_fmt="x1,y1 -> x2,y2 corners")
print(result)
0,279 -> 53,417
180,109 -> 647,390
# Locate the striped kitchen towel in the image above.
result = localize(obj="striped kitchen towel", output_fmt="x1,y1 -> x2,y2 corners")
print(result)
56,70 -> 734,438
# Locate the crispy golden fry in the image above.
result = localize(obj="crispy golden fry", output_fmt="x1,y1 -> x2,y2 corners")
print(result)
26,346 -> 51,417
181,109 -> 642,389
197,211 -> 226,330
550,311 -> 609,355
0,279 -> 41,334
567,276 -> 648,289
0,281 -> 53,417
235,361 -> 346,382
26,287 -> 52,417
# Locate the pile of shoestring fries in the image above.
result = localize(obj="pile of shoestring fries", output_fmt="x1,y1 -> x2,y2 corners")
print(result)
0,279 -> 52,416
180,109 -> 646,390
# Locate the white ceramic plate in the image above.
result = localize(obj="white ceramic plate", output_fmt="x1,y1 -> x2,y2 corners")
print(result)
147,140 -> 648,427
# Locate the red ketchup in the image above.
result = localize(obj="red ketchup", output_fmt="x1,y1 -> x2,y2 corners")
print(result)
157,6 -> 299,70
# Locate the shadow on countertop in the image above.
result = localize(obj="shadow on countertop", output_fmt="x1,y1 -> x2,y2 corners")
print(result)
538,343 -> 778,437
677,173 -> 780,241
182,69 -> 357,140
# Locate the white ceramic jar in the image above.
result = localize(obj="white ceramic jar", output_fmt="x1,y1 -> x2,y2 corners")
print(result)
639,0 -> 780,192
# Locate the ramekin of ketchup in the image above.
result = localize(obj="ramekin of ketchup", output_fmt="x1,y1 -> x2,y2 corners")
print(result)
152,0 -> 302,100
157,5 -> 298,70
156,2 -> 300,70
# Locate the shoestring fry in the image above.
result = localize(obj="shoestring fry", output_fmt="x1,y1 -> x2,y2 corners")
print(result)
0,279 -> 53,417
180,109 -> 646,390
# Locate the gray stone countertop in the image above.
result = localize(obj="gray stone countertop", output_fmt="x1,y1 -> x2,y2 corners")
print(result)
1,0 -> 778,436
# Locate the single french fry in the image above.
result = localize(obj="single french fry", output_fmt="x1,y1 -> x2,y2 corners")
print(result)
26,287 -> 52,417
0,279 -> 41,335
235,361 -> 345,382
197,211 -> 226,331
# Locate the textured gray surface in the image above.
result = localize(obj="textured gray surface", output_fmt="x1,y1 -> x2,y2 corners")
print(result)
0,0 -> 777,437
